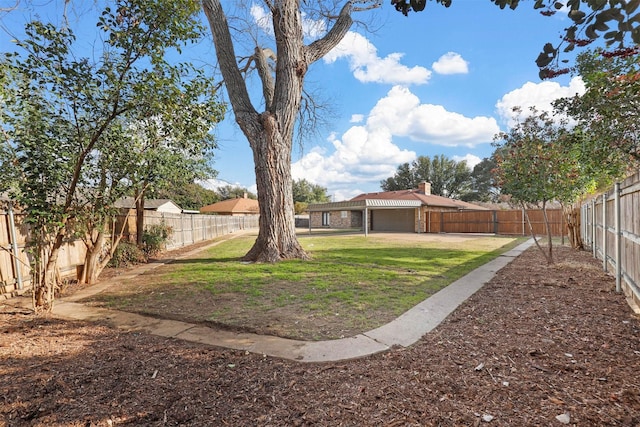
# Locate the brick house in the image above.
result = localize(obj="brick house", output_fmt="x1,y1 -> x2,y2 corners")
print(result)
308,182 -> 487,234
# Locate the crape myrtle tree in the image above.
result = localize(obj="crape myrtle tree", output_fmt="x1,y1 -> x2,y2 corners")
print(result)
552,48 -> 637,248
381,155 -> 471,199
556,48 -> 640,164
201,0 -> 639,263
0,0 -> 224,310
494,108 -> 599,264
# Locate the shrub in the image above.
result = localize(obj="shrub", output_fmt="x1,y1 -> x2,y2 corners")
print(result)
142,222 -> 173,257
108,242 -> 146,268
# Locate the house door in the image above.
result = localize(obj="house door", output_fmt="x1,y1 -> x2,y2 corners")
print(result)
322,212 -> 330,226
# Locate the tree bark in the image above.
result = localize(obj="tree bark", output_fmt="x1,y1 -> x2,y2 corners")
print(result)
564,203 -> 583,249
243,113 -> 307,262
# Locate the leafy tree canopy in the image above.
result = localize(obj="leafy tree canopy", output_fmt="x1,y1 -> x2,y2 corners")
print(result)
555,48 -> 640,165
292,179 -> 331,204
461,156 -> 501,203
381,155 -> 471,199
155,182 -> 220,211
217,185 -> 256,201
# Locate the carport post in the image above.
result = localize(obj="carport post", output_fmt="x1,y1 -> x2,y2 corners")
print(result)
363,208 -> 368,237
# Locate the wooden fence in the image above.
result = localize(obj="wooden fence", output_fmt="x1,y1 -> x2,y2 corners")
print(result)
426,209 -> 567,236
581,171 -> 640,310
0,209 -> 259,298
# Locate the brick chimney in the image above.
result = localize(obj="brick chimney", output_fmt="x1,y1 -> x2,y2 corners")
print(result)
418,182 -> 431,195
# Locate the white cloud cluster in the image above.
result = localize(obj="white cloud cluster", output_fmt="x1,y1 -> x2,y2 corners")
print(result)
291,127 -> 416,201
432,52 -> 469,75
496,76 -> 586,128
292,86 -> 500,200
324,32 -> 432,85
368,86 -> 499,147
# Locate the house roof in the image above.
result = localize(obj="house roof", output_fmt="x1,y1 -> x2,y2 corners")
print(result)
307,199 -> 422,212
200,197 -> 259,214
350,190 -> 488,210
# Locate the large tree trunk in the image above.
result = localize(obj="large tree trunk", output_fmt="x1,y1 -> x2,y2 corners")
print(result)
202,0 -> 354,262
242,113 -> 307,262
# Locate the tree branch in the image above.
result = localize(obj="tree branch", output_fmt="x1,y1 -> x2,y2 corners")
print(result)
304,1 -> 355,64
202,0 -> 257,123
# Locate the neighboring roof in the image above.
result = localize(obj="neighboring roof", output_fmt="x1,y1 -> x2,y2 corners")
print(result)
114,197 -> 182,211
349,190 -> 488,210
200,197 -> 259,214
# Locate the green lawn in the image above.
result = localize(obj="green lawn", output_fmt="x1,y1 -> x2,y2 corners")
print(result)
89,233 -> 525,340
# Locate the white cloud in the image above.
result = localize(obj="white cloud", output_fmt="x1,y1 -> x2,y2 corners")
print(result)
368,86 -> 499,147
250,5 -> 272,34
292,86 -> 501,197
324,32 -> 431,85
432,52 -> 469,75
452,154 -> 482,169
496,76 -> 586,128
291,128 -> 416,198
350,114 -> 364,123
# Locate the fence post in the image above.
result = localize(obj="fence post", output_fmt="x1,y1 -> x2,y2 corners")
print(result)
592,198 -> 597,258
191,214 -> 195,244
7,202 -> 23,290
614,182 -> 621,293
492,210 -> 498,234
602,193 -> 607,271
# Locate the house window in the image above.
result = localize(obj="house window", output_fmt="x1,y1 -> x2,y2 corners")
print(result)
322,212 -> 330,226
341,211 -> 347,218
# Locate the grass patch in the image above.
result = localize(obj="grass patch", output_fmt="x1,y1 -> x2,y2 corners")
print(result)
87,233 -> 525,340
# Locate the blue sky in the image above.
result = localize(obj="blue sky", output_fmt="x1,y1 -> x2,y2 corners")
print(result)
207,1 -> 587,201
1,1 -> 589,201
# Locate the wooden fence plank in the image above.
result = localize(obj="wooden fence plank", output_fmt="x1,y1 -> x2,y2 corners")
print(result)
584,172 -> 640,310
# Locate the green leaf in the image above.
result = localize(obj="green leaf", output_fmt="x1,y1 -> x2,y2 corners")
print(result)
568,9 -> 586,23
626,0 -> 640,14
411,0 -> 426,11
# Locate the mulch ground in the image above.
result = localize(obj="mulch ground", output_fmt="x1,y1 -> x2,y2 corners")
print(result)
1,245 -> 639,426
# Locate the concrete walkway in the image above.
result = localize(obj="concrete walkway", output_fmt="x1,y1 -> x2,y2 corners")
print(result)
17,235 -> 534,363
